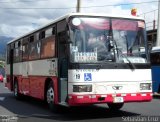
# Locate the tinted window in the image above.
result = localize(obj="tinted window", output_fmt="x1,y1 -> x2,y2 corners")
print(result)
29,40 -> 41,60
150,52 -> 160,65
13,41 -> 22,63
22,38 -> 29,61
41,35 -> 55,58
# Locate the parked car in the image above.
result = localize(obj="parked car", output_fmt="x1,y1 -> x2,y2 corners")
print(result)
0,74 -> 3,82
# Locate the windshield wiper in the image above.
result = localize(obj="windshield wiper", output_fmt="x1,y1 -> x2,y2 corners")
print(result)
116,48 -> 136,70
110,38 -> 136,70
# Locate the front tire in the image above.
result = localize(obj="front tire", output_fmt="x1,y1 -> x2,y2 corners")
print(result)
107,103 -> 124,111
46,81 -> 59,112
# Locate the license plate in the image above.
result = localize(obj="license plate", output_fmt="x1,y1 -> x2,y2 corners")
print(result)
113,97 -> 124,103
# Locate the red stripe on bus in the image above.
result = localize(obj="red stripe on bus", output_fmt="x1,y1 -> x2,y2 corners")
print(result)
6,75 -> 59,103
68,93 -> 152,106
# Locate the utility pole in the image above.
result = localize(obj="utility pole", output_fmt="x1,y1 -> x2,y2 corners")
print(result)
156,0 -> 160,46
153,20 -> 156,30
153,10 -> 156,30
76,0 -> 81,12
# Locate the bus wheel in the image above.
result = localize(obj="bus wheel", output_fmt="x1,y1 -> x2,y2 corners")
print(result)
107,103 -> 124,111
14,81 -> 21,99
46,81 -> 59,112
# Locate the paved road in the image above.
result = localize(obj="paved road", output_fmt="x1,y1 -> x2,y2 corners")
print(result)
0,82 -> 160,122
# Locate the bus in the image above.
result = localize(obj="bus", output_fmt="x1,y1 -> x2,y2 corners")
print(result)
150,47 -> 160,94
6,13 -> 152,112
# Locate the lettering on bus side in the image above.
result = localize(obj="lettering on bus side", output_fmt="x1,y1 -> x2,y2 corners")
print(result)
76,69 -> 99,72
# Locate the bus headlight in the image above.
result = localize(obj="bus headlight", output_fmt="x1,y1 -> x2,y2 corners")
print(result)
140,83 -> 152,90
73,85 -> 92,92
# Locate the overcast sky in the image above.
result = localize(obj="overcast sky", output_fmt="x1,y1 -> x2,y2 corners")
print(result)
0,0 -> 158,38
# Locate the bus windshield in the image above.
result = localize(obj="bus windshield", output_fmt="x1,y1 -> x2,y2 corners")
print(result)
69,17 -> 147,63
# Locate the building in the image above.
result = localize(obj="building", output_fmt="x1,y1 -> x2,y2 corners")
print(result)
147,29 -> 157,46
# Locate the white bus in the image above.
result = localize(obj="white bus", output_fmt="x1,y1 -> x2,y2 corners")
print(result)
6,13 -> 152,112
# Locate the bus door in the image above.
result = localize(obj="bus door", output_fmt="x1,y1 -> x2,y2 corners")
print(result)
57,20 -> 68,103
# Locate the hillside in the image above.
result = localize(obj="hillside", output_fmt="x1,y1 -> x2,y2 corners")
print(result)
0,36 -> 14,60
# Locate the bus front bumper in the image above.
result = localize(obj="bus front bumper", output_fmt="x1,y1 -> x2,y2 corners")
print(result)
68,93 -> 152,106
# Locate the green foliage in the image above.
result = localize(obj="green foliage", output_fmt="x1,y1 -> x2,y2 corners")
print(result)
0,61 -> 5,68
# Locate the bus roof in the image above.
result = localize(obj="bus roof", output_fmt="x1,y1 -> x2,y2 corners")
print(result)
7,13 -> 144,44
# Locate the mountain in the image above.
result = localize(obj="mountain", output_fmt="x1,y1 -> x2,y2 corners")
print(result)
0,36 -> 14,60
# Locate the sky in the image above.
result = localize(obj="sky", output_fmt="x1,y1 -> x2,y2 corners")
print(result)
0,0 -> 158,38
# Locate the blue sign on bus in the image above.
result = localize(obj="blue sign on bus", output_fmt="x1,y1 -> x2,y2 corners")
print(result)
84,73 -> 92,81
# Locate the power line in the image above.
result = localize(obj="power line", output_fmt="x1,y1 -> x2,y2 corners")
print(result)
0,0 -> 158,9
139,9 -> 158,16
146,21 -> 155,24
146,25 -> 157,28
82,1 -> 159,8
0,0 -> 47,3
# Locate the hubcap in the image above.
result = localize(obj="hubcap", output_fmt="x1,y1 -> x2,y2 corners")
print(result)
47,87 -> 54,104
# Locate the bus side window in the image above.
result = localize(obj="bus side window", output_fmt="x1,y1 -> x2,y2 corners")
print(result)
22,38 -> 29,61
29,35 -> 41,60
13,40 -> 22,63
41,27 -> 56,58
39,31 -> 45,40
45,28 -> 53,38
